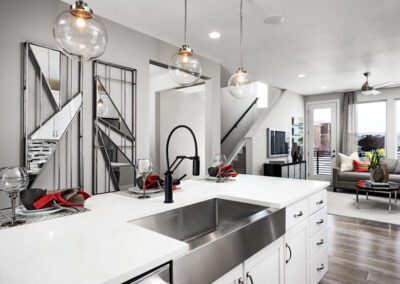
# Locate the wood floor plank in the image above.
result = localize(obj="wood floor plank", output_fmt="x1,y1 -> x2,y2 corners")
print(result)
320,215 -> 400,283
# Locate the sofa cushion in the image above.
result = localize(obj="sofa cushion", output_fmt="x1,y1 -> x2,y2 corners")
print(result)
389,174 -> 400,183
394,160 -> 400,174
338,171 -> 370,182
382,159 -> 397,174
353,160 -> 370,172
339,152 -> 359,172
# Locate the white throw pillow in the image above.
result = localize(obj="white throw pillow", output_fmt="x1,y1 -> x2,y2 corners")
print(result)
339,152 -> 359,172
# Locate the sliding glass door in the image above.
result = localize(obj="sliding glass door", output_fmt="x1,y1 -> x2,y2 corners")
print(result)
307,102 -> 338,181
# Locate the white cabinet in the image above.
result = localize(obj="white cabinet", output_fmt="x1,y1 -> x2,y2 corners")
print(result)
214,237 -> 284,284
309,248 -> 328,284
285,198 -> 309,231
214,189 -> 328,284
284,219 -> 308,284
213,264 -> 243,284
244,237 -> 284,284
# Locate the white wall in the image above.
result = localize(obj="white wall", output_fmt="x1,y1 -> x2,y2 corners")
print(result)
0,0 -> 221,208
250,91 -> 305,175
159,89 -> 206,178
149,70 -> 180,174
221,88 -> 258,157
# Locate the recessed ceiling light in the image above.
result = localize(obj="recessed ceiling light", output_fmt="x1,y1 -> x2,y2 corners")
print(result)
321,86 -> 328,90
297,74 -> 307,78
209,31 -> 222,39
263,15 -> 285,25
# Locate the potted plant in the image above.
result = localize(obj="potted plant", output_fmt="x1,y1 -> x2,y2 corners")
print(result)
365,148 -> 386,182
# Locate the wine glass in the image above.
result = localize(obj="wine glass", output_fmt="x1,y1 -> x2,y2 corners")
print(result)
213,154 -> 226,183
136,158 -> 153,199
0,167 -> 29,227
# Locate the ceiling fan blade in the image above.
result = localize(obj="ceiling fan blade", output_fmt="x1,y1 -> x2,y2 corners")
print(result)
372,81 -> 400,89
361,89 -> 381,96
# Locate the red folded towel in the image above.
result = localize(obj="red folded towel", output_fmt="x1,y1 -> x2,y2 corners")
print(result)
33,189 -> 90,209
219,164 -> 239,177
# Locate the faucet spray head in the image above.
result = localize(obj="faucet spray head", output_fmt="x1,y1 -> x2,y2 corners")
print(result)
192,156 -> 200,176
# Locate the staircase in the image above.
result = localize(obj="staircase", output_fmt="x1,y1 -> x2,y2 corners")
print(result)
224,88 -> 286,174
232,146 -> 247,174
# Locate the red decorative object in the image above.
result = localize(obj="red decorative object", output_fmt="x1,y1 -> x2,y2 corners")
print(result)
33,189 -> 90,209
219,164 -> 239,177
356,180 -> 368,188
353,160 -> 370,172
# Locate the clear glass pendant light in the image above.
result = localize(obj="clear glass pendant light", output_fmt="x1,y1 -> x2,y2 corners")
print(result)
228,0 -> 254,99
53,1 -> 108,61
169,0 -> 202,86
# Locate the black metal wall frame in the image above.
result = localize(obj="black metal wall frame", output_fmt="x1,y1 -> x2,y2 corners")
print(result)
92,60 -> 137,195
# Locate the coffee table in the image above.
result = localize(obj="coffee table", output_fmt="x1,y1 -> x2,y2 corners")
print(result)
355,180 -> 400,213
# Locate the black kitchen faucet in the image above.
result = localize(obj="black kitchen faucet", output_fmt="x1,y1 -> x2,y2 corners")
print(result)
164,125 -> 200,203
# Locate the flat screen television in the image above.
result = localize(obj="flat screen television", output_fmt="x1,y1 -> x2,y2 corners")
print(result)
267,128 -> 289,157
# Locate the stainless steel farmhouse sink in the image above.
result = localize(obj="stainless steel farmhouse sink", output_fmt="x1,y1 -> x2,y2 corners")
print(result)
130,198 -> 285,284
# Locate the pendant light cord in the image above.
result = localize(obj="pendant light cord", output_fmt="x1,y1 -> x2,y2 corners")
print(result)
184,0 -> 188,44
240,0 -> 243,69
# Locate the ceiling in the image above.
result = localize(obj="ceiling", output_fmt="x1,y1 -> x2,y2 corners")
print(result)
71,0 -> 400,95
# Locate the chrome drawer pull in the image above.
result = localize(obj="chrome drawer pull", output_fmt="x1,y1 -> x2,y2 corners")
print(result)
294,211 -> 303,218
316,200 -> 324,205
317,263 -> 325,271
316,219 -> 324,225
316,239 -> 324,246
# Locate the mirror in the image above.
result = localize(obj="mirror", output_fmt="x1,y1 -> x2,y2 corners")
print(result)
27,94 -> 82,175
98,128 -> 136,191
93,61 -> 137,194
97,78 -> 135,140
30,45 -> 61,109
24,42 -> 82,190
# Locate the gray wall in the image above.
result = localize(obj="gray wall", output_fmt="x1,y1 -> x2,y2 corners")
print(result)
0,0 -> 221,208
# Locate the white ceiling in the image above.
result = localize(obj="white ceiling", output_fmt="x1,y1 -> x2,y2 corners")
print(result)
72,0 -> 400,95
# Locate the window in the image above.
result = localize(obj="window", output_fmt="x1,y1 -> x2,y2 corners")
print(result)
356,101 -> 386,154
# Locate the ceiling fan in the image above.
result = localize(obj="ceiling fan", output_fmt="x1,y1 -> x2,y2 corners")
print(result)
360,72 -> 400,96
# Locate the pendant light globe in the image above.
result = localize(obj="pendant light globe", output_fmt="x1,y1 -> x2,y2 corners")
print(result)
229,0 -> 254,99
228,67 -> 254,99
53,1 -> 108,61
169,44 -> 202,86
168,0 -> 202,86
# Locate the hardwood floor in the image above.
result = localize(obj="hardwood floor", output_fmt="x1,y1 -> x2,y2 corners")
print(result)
320,214 -> 400,284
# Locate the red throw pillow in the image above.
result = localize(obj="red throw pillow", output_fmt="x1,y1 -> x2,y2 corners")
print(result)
353,160 -> 370,172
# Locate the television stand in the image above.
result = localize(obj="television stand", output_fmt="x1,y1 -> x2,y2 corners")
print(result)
263,161 -> 306,179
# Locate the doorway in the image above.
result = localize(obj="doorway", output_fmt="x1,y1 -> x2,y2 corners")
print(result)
149,62 -> 208,177
307,101 -> 339,181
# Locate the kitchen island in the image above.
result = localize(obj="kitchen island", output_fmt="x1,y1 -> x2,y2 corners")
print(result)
0,175 -> 329,284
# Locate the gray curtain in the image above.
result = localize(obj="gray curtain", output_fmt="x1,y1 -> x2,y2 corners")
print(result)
340,91 -> 358,154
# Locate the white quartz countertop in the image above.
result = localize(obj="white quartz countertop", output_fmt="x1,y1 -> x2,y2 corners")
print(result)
0,175 -> 329,284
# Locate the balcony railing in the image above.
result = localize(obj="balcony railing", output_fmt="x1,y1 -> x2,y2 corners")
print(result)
313,150 -> 332,175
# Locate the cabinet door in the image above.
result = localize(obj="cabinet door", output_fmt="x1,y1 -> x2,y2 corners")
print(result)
213,264 -> 243,284
244,237 -> 284,284
285,219 -> 308,284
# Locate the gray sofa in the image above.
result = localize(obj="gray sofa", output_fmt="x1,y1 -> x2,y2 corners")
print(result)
333,159 -> 400,192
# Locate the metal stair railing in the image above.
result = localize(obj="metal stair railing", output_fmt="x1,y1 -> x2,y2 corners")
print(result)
221,98 -> 258,144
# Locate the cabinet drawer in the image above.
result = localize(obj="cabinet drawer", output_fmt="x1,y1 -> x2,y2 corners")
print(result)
309,248 -> 328,284
286,198 -> 308,230
308,190 -> 327,215
309,226 -> 328,259
309,207 -> 327,236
